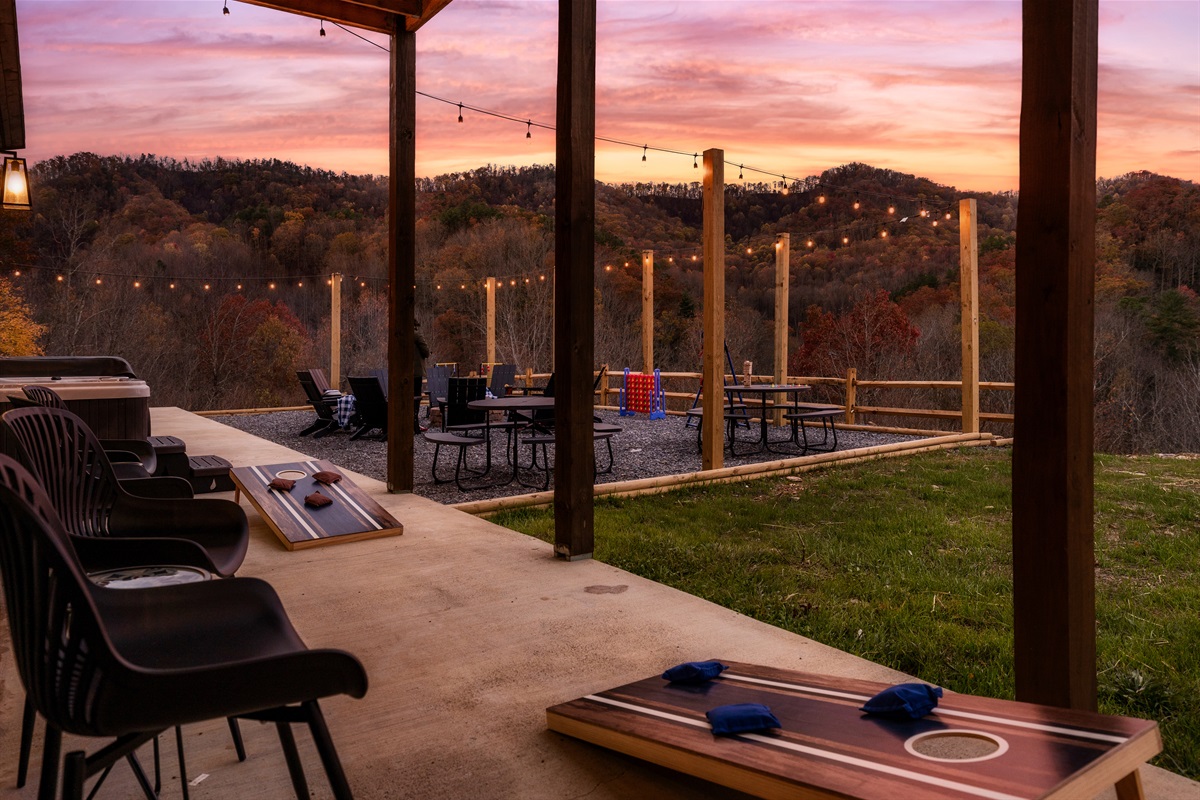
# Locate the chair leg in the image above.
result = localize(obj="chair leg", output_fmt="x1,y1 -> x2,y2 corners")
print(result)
304,700 -> 354,800
153,733 -> 161,793
228,717 -> 248,762
125,753 -> 158,800
176,725 -> 191,800
38,726 -> 61,800
275,721 -> 310,800
17,693 -> 35,787
62,751 -> 85,800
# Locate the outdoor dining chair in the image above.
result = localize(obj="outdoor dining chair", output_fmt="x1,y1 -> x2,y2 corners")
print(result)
0,454 -> 368,800
441,376 -> 488,434
0,406 -> 249,577
15,386 -> 165,484
346,375 -> 388,440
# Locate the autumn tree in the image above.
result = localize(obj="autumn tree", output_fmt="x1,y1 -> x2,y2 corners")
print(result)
0,277 -> 46,355
792,289 -> 920,379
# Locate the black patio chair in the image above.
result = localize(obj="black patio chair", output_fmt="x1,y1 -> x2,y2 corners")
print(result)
425,364 -> 452,419
297,369 -> 342,438
0,405 -> 249,578
441,376 -> 488,434
0,454 -> 368,800
488,364 -> 517,398
346,375 -> 388,440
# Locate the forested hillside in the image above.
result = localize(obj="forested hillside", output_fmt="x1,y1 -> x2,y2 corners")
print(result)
0,154 -> 1195,452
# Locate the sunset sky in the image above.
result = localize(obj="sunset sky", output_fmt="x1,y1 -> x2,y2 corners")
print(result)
16,0 -> 1200,192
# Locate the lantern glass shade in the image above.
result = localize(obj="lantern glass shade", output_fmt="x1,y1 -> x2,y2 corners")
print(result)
2,157 -> 31,211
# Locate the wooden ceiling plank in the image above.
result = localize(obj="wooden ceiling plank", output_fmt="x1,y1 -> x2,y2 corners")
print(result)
344,0 -> 421,18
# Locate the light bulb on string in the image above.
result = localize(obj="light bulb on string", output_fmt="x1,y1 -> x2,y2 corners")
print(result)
641,145 -> 647,162
853,201 -> 861,210
56,275 -> 63,282
526,121 -> 532,139
693,153 -> 699,169
222,0 -> 229,14
945,212 -> 952,220
457,103 -> 464,123
888,205 -> 896,214
818,195 -> 826,204
691,255 -> 698,262
806,240 -> 814,248
319,20 -> 326,36
842,237 -> 849,245
880,230 -> 888,239
133,280 -> 141,288
746,247 -> 752,255
170,282 -> 176,289
12,270 -> 19,277
738,165 -> 744,180
780,176 -> 788,195
95,278 -> 102,285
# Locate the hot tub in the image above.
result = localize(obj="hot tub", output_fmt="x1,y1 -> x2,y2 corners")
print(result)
0,376 -> 151,439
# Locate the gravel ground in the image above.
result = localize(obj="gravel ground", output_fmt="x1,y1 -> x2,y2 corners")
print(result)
210,409 -> 923,504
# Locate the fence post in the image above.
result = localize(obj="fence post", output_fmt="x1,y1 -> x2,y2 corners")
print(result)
845,367 -> 857,425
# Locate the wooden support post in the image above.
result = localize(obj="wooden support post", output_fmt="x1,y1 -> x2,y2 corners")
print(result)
1013,0 -> 1099,711
330,272 -> 342,392
845,368 -> 856,425
773,233 -> 790,425
486,275 -> 496,378
385,24 -> 416,493
960,199 -> 980,434
701,148 -> 725,472
642,250 -> 654,372
553,0 -> 595,560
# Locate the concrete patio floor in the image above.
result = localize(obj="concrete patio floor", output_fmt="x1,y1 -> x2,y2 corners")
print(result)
0,407 -> 1194,799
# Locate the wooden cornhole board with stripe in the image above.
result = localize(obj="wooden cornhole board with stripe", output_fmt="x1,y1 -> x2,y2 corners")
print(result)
547,661 -> 1161,800
231,460 -> 402,550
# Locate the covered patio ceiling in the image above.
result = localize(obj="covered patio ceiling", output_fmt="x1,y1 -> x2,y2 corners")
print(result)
237,0 -> 453,33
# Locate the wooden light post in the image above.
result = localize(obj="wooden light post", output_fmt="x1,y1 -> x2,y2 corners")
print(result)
773,233 -> 790,425
701,148 -> 725,472
330,272 -> 342,391
486,275 -> 496,377
642,250 -> 654,372
959,200 -> 979,434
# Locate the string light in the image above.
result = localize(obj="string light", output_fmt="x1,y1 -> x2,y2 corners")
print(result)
526,121 -> 532,139
95,278 -> 102,285
642,145 -> 647,162
853,201 -> 861,210
222,0 -> 229,14
881,230 -> 888,238
319,20 -> 326,37
170,283 -> 176,289
12,270 -> 19,276
888,205 -> 896,214
133,280 -> 140,288
203,283 -> 211,290
818,195 -> 826,204
56,275 -> 63,282
739,165 -> 744,180
693,153 -> 698,169
457,103 -> 464,123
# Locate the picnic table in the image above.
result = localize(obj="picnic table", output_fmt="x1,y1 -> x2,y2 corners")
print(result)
723,384 -> 811,455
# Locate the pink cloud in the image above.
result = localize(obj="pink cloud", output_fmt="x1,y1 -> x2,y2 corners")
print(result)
13,0 -> 1199,190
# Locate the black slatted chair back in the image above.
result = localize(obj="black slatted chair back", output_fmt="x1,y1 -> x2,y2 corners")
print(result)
297,371 -> 337,420
347,376 -> 389,439
425,365 -> 451,406
488,364 -> 516,398
444,377 -> 486,429
1,406 -> 121,539
21,385 -> 68,409
0,455 -> 114,737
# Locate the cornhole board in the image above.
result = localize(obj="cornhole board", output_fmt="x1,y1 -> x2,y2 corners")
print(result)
546,660 -> 1161,800
231,459 -> 402,550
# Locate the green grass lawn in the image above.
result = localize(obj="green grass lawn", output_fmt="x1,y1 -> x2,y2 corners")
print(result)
491,447 -> 1200,779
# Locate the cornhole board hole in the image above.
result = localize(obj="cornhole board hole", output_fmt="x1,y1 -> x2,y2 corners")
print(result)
231,459 -> 402,550
547,660 -> 1161,800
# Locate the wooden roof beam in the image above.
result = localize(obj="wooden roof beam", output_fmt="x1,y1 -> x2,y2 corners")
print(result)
237,0 -> 452,33
236,0 -> 398,35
